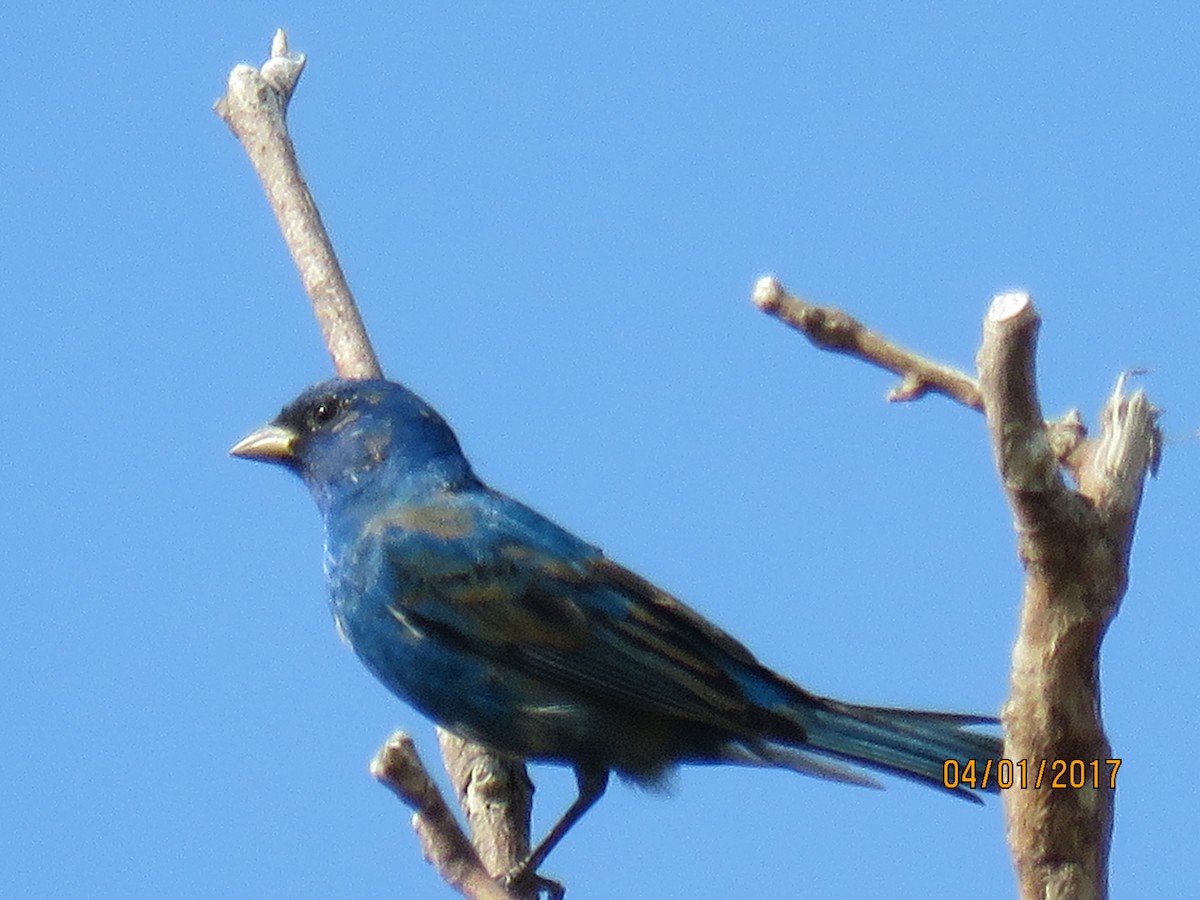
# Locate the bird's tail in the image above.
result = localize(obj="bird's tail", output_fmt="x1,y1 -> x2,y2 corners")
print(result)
751,697 -> 1003,802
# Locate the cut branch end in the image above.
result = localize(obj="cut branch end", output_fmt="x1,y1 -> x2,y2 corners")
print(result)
751,274 -> 785,312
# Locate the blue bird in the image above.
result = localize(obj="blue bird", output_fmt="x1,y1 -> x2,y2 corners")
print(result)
231,378 -> 1002,884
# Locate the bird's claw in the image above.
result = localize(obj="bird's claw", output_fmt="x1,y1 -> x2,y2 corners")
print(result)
502,866 -> 564,900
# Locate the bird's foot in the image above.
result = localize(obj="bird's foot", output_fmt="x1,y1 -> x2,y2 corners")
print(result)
502,865 -> 564,900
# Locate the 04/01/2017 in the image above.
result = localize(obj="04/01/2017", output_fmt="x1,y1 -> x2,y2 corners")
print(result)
943,758 -> 1121,791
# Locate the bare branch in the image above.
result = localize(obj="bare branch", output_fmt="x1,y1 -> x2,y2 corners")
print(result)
752,275 -> 983,411
217,30 -> 535,897
437,732 -> 535,878
977,292 -> 1064,496
976,290 -> 1159,900
215,29 -> 381,379
761,279 -> 1160,900
751,277 -> 1090,466
1076,375 -> 1163,553
372,734 -> 522,900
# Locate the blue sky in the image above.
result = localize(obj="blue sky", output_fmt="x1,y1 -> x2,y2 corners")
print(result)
3,4 -> 1197,898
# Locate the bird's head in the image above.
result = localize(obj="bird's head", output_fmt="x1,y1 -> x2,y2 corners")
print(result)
230,379 -> 476,514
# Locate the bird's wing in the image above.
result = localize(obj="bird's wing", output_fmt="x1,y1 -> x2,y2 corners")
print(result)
377,492 -> 771,732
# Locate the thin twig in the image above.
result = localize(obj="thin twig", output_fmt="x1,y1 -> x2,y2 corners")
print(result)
752,275 -> 983,410
753,277 -> 1092,467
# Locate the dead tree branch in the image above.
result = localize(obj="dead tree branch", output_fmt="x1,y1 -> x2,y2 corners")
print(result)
215,30 -> 380,380
752,275 -> 983,410
756,280 -> 1161,900
978,292 -> 1158,900
372,734 -> 523,900
216,30 -> 534,900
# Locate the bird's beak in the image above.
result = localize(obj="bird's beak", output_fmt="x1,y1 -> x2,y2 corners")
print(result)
229,424 -> 298,464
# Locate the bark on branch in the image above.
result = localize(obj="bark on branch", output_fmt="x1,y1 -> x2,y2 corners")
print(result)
978,292 -> 1159,900
752,275 -> 983,409
215,30 -> 380,380
216,30 -> 535,900
372,734 -> 523,900
756,280 -> 1161,900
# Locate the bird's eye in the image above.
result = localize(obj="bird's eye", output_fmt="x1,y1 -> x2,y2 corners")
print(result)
312,397 -> 340,427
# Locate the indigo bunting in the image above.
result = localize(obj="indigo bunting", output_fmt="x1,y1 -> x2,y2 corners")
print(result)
232,378 -> 1001,883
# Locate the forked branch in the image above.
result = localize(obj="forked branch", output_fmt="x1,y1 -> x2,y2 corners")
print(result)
758,279 -> 1161,900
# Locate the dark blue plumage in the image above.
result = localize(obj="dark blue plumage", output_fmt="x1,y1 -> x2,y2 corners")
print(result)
232,378 -> 1002,882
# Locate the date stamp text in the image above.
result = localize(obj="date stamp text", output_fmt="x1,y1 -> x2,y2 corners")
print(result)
943,758 -> 1122,791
